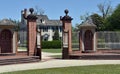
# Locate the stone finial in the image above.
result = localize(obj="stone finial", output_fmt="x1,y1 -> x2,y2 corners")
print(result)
29,8 -> 34,14
64,9 -> 69,16
60,9 -> 73,21
27,8 -> 38,19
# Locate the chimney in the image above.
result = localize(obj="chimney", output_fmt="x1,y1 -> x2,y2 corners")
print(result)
23,9 -> 27,19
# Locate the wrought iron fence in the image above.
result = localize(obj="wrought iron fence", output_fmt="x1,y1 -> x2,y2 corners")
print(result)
97,31 -> 120,49
18,31 -> 27,50
72,32 -> 79,50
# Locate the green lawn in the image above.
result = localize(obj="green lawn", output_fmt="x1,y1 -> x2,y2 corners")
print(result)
18,47 -> 27,50
42,49 -> 62,53
18,47 -> 62,53
42,49 -> 62,58
2,65 -> 120,74
51,55 -> 62,59
18,47 -> 79,53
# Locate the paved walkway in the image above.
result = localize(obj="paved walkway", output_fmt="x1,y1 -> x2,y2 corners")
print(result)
0,52 -> 120,73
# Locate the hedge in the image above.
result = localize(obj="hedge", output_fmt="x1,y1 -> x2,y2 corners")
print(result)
41,40 -> 61,49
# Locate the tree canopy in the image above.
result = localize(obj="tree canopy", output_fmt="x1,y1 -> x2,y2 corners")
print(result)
75,2 -> 120,31
90,13 -> 103,30
104,4 -> 120,31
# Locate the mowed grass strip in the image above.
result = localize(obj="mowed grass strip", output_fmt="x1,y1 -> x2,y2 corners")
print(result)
18,47 -> 62,53
42,49 -> 62,53
2,65 -> 120,74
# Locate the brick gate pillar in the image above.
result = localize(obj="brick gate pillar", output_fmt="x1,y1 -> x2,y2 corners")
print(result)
60,9 -> 73,59
26,8 -> 38,56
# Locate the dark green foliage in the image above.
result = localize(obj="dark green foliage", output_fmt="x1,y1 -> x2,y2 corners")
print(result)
41,40 -> 61,49
90,13 -> 104,30
104,4 -> 120,31
53,30 -> 60,40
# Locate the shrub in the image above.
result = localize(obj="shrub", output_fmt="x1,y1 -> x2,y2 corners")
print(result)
41,40 -> 61,49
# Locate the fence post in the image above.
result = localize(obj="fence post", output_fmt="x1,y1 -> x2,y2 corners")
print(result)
36,27 -> 41,60
60,9 -> 73,59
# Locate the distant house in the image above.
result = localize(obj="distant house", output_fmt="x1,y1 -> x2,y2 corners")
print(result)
20,12 -> 62,42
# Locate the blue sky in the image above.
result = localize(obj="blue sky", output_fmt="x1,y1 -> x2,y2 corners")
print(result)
0,0 -> 120,26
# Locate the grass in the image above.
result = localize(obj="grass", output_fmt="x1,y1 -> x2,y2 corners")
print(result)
42,49 -> 62,58
18,47 -> 62,53
51,55 -> 62,58
18,47 -> 79,53
42,49 -> 62,53
2,65 -> 120,74
18,47 -> 27,50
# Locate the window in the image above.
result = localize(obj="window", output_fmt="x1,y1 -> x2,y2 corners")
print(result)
43,34 -> 49,41
52,27 -> 55,32
40,19 -> 45,24
43,26 -> 48,32
45,27 -> 48,32
60,26 -> 62,32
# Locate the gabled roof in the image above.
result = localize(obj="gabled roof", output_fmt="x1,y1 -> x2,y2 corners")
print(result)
37,15 -> 49,20
80,17 -> 96,28
36,15 -> 62,26
45,20 -> 62,26
0,19 -> 16,26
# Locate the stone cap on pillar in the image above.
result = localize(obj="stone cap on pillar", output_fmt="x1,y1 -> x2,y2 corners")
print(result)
27,8 -> 38,20
60,9 -> 73,21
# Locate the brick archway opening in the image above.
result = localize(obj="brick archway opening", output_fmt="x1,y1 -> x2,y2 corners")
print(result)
84,30 -> 93,51
0,29 -> 12,53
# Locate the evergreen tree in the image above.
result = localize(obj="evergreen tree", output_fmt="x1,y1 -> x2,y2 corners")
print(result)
53,30 -> 60,40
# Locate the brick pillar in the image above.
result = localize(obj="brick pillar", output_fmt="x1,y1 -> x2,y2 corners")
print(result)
26,8 -> 38,56
60,9 -> 73,59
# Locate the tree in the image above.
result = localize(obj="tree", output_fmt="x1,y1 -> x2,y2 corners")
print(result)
80,12 -> 90,21
104,4 -> 120,31
97,1 -> 113,19
90,13 -> 104,30
73,24 -> 78,32
34,6 -> 45,15
76,2 -> 113,31
53,30 -> 60,40
72,26 -> 75,32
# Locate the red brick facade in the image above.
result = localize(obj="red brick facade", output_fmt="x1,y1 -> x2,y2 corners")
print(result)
27,20 -> 37,56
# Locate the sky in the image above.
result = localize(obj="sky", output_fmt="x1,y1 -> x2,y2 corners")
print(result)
0,0 -> 120,26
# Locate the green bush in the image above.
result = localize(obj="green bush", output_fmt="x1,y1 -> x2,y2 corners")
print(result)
41,40 -> 61,49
